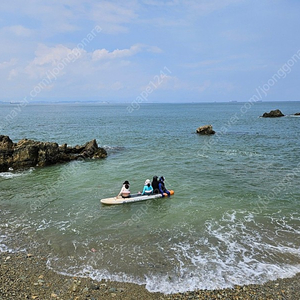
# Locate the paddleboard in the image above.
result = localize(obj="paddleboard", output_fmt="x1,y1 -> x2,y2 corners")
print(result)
100,190 -> 174,205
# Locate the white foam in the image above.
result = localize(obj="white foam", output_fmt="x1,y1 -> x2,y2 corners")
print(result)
0,235 -> 7,252
0,167 -> 35,179
46,259 -> 146,287
45,237 -> 300,295
143,255 -> 300,294
0,235 -> 14,253
51,260 -> 300,295
144,210 -> 300,293
24,209 -> 300,294
287,114 -> 300,118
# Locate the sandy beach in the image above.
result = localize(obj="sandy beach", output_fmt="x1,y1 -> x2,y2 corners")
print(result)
1,251 -> 299,300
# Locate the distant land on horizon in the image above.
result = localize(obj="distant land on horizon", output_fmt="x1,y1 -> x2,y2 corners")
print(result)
1,100 -> 300,105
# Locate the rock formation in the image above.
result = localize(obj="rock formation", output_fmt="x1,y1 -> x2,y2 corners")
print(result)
261,109 -> 284,118
196,125 -> 215,135
294,112 -> 300,116
0,136 -> 107,172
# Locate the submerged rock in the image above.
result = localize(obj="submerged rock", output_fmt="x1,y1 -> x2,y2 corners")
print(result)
196,124 -> 216,135
261,109 -> 284,118
0,135 -> 107,172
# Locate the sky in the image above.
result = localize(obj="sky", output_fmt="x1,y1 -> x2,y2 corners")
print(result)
0,0 -> 300,103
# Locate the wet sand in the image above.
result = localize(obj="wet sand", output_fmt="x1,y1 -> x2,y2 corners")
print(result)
1,251 -> 299,299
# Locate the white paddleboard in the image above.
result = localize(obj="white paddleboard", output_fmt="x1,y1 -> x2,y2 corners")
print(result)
100,190 -> 174,205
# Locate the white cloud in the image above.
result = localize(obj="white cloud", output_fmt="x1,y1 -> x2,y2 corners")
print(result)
91,1 -> 138,34
92,44 -> 161,61
8,69 -> 18,80
0,59 -> 17,69
142,0 -> 181,7
0,59 -> 18,80
0,2 -> 78,35
2,25 -> 32,37
141,0 -> 242,19
8,41 -> 161,96
195,80 -> 211,93
110,81 -> 125,91
186,0 -> 242,15
21,44 -> 85,79
30,44 -> 81,66
0,0 -> 298,102
142,0 -> 179,6
181,60 -> 222,69
92,44 -> 141,61
146,46 -> 163,53
93,45 -> 131,60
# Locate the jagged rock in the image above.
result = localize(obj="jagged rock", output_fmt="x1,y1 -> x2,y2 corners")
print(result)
261,109 -> 284,118
82,139 -> 99,156
196,125 -> 215,135
0,136 -> 14,172
0,135 -> 107,172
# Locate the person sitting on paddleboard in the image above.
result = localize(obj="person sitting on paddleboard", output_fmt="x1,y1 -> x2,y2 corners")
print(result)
141,179 -> 153,195
158,176 -> 170,197
152,176 -> 159,194
118,180 -> 131,198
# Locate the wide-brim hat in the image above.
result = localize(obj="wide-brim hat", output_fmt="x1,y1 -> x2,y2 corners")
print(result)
145,179 -> 151,185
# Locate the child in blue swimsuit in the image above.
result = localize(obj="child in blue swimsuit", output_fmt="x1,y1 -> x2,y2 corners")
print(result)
142,179 -> 153,195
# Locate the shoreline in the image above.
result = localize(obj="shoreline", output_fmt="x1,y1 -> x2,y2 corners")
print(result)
1,251 -> 299,299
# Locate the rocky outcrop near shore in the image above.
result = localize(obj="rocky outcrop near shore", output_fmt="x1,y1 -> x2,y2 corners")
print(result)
196,124 -> 216,135
0,135 -> 107,172
261,109 -> 285,118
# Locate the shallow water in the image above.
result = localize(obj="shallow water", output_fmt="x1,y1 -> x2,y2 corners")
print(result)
0,101 -> 300,293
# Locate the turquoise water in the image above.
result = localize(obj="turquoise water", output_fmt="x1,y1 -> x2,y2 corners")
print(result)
0,102 -> 300,293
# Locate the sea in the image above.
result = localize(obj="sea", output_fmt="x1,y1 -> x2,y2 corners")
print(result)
0,101 -> 300,294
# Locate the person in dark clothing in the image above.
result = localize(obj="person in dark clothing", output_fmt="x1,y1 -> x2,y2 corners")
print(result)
158,176 -> 170,197
151,176 -> 159,194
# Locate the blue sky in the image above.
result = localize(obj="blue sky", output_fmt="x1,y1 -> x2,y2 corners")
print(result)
0,0 -> 300,103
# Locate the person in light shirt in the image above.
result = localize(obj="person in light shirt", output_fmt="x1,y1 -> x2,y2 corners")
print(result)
117,180 -> 130,198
